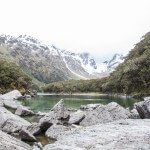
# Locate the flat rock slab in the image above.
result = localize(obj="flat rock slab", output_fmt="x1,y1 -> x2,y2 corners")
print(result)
0,130 -> 31,150
44,119 -> 150,150
0,106 -> 31,133
3,99 -> 22,109
45,124 -> 72,139
0,90 -> 22,100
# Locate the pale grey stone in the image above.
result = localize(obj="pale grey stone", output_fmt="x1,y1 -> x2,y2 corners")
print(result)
19,129 -> 37,142
39,99 -> 70,131
44,119 -> 150,150
80,102 -> 130,126
0,106 -> 31,133
0,90 -> 22,100
69,110 -> 85,124
0,130 -> 31,150
51,99 -> 70,119
80,104 -> 100,111
25,123 -> 41,136
45,124 -> 72,139
135,99 -> 150,118
130,108 -> 140,119
3,99 -> 22,109
15,105 -> 35,116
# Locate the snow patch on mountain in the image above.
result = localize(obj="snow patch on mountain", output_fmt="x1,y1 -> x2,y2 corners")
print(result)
64,60 -> 88,79
0,34 -> 125,80
103,54 -> 124,71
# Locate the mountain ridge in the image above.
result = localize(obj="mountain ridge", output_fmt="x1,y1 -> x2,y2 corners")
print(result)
0,34 -> 124,83
43,32 -> 150,97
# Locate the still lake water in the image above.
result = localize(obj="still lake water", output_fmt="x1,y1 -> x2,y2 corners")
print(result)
23,94 -> 141,113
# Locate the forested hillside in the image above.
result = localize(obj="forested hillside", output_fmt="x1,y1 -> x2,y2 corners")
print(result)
0,35 -> 117,84
43,78 -> 107,93
44,32 -> 150,97
0,58 -> 33,93
103,32 -> 150,96
1,32 -> 149,95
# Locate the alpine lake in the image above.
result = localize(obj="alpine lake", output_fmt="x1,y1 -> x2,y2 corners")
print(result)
23,93 -> 141,113
22,93 -> 141,146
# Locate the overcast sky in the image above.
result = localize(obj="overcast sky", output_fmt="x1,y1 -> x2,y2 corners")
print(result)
0,0 -> 150,61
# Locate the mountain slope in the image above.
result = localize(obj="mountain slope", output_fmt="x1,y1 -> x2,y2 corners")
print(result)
0,35 -> 74,83
102,32 -> 150,96
43,32 -> 150,97
0,57 -> 32,94
0,35 -> 123,83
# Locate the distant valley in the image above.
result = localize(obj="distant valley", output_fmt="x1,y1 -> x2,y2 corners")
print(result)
1,33 -> 149,97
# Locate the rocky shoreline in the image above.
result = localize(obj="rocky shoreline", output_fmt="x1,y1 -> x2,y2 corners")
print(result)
0,90 -> 150,150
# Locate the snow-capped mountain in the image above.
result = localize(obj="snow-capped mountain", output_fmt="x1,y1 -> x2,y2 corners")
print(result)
59,48 -> 124,78
103,54 -> 124,70
0,34 -> 124,83
96,53 -> 124,73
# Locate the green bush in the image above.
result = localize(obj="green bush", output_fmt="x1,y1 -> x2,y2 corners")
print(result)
0,59 -> 32,94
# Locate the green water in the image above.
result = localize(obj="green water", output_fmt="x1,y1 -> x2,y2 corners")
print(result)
23,94 -> 141,113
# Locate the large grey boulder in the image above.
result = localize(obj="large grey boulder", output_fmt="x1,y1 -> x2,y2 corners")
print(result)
51,99 -> 69,119
80,102 -> 130,126
0,90 -> 23,110
80,104 -> 113,126
19,129 -> 37,142
130,108 -> 140,119
135,99 -> 150,118
3,99 -> 22,109
39,111 -> 56,132
144,96 -> 150,101
0,106 -> 31,133
15,106 -> 35,116
39,99 -> 70,131
25,123 -> 41,136
44,119 -> 150,150
0,130 -> 31,150
45,124 -> 72,139
105,102 -> 131,120
69,110 -> 85,125
0,90 -> 22,100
